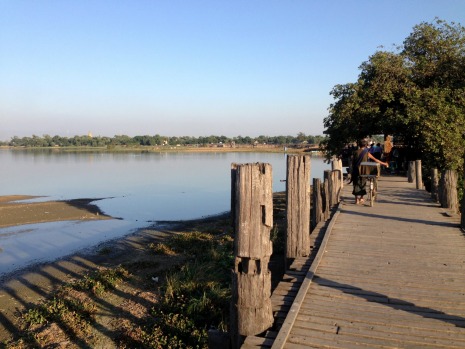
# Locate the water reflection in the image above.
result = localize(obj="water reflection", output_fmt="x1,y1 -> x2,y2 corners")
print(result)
0,149 -> 330,274
2,150 -> 329,221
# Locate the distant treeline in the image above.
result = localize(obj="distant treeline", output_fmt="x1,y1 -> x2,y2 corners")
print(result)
1,133 -> 325,148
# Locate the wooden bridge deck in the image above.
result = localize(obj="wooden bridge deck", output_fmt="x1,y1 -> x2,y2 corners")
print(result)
246,175 -> 465,349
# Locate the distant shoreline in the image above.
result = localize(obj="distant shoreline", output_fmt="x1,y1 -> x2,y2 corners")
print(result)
0,144 -> 322,154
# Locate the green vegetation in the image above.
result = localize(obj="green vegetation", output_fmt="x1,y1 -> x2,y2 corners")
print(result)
1,132 -> 324,148
323,18 -> 465,175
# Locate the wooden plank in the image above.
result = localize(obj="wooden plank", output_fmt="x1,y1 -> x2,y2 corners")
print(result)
242,335 -> 275,347
298,302 -> 465,329
311,277 -> 465,300
310,274 -> 465,295
303,291 -> 465,313
271,288 -> 298,298
287,326 -> 465,349
295,315 -> 465,342
272,283 -> 301,293
287,331 -> 394,349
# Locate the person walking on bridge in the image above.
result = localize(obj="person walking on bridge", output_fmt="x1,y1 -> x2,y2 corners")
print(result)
352,139 -> 389,204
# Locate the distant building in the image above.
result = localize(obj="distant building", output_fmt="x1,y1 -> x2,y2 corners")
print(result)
88,131 -> 93,138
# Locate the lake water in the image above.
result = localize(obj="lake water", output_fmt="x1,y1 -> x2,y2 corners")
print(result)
0,149 -> 330,275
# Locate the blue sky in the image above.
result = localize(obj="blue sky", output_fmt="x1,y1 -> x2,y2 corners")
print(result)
1,1 -> 463,140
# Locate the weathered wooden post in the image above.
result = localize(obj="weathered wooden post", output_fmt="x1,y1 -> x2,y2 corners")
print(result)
230,163 -> 274,348
311,178 -> 323,231
286,155 -> 311,260
408,161 -> 415,183
326,169 -> 341,207
439,169 -> 459,214
431,168 -> 439,203
323,176 -> 330,221
331,157 -> 343,189
333,169 -> 341,203
324,169 -> 335,207
462,159 -> 465,230
415,160 -> 423,190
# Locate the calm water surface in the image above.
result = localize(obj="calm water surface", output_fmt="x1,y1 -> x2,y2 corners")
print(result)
0,149 -> 330,274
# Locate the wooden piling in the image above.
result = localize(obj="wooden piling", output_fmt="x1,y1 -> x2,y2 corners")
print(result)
323,177 -> 330,221
462,162 -> 465,230
311,178 -> 323,231
431,168 -> 439,203
415,160 -> 423,189
415,160 -> 423,190
408,161 -> 415,183
230,163 -> 274,348
439,169 -> 459,214
285,155 -> 311,259
333,169 -> 341,203
324,169 -> 340,207
324,170 -> 332,207
331,158 -> 343,189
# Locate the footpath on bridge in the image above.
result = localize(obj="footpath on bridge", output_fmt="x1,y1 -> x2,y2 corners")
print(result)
250,175 -> 465,349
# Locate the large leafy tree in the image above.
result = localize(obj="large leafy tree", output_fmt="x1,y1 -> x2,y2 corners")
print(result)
323,51 -> 412,156
324,18 -> 465,172
403,19 -> 465,171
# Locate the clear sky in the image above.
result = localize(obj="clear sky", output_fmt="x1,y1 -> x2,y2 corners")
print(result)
1,1 -> 464,140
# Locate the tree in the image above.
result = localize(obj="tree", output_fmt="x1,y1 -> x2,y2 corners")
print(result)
323,82 -> 361,155
402,19 -> 465,171
323,50 -> 414,156
403,19 -> 465,90
324,18 -> 465,173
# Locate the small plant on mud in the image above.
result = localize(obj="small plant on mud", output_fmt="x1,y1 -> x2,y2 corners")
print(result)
149,242 -> 176,255
74,266 -> 128,295
169,231 -> 216,255
23,308 -> 47,326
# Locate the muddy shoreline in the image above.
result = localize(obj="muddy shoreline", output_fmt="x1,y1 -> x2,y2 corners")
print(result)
0,195 -> 233,345
0,195 -> 112,228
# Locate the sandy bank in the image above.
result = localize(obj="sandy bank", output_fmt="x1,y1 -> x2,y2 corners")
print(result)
0,195 -> 112,228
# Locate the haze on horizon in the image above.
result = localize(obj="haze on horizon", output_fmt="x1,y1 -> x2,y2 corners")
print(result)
1,1 -> 463,141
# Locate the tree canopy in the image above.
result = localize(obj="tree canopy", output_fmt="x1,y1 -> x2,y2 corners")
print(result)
323,18 -> 465,172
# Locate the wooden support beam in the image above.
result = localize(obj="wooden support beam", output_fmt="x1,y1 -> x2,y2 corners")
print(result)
415,160 -> 423,190
408,161 -> 415,183
440,169 -> 458,214
286,155 -> 311,259
431,168 -> 439,203
311,178 -> 323,231
462,162 -> 465,229
230,163 -> 274,348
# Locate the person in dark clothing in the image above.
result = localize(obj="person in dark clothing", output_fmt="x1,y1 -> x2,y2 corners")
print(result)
370,143 -> 382,160
352,139 -> 389,204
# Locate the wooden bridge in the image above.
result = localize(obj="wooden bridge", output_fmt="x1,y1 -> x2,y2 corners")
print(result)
243,175 -> 465,349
